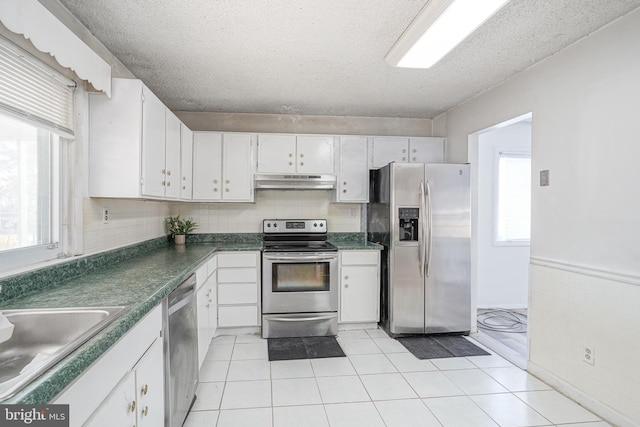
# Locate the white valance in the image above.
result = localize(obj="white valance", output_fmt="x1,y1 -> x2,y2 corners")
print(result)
0,0 -> 111,96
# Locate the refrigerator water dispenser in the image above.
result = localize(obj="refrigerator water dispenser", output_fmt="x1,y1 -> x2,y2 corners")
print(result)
398,207 -> 419,241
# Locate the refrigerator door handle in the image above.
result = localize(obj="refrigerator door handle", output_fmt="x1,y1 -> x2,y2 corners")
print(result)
425,180 -> 433,278
419,180 -> 427,278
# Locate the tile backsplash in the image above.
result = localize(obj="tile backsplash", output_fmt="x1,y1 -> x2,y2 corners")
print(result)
83,191 -> 362,254
83,198 -> 170,254
171,190 -> 362,233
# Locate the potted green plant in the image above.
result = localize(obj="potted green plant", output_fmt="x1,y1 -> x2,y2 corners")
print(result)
166,215 -> 197,245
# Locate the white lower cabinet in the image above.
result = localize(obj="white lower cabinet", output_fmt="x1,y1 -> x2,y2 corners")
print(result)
85,338 -> 164,427
196,255 -> 217,367
339,251 -> 381,323
216,251 -> 260,328
53,305 -> 163,427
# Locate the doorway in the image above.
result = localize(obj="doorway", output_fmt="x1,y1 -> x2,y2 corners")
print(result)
468,113 -> 532,369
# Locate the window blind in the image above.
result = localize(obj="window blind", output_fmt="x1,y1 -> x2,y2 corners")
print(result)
0,36 -> 75,138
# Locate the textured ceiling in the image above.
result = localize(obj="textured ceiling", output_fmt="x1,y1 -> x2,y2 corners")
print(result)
57,0 -> 640,119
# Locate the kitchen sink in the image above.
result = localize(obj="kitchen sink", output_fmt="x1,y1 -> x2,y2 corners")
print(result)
0,306 -> 128,401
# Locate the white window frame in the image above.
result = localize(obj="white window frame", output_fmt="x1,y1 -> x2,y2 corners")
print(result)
493,149 -> 531,247
0,36 -> 73,273
0,121 -> 63,271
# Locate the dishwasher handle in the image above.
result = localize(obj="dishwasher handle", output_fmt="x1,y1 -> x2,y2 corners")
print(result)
168,274 -> 197,315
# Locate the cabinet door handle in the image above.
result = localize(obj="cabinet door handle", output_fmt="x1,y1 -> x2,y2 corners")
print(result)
167,170 -> 171,176
345,284 -> 349,288
300,153 -> 304,158
141,384 -> 148,395
300,162 -> 304,166
141,406 -> 149,416
129,400 -> 136,412
167,182 -> 171,187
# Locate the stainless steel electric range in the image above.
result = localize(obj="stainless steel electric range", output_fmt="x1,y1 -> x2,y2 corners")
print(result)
261,219 -> 338,338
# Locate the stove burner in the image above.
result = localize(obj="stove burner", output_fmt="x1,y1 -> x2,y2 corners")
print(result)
262,219 -> 336,252
263,241 -> 337,253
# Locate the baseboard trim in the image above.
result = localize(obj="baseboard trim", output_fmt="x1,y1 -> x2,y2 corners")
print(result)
527,361 -> 636,427
338,322 -> 379,331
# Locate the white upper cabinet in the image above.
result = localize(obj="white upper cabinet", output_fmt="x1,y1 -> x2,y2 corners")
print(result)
140,88 -> 166,197
180,124 -> 194,200
257,134 -> 296,173
371,136 -> 445,169
88,78 -> 190,199
257,134 -> 335,174
408,137 -> 446,164
296,135 -> 335,174
335,136 -> 368,202
192,132 -> 254,202
164,110 -> 182,199
192,132 -> 222,200
223,133 -> 254,200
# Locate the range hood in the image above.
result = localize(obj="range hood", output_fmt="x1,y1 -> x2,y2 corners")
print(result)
254,174 -> 337,190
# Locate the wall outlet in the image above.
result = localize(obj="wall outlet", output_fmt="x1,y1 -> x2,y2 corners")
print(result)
583,344 -> 595,365
101,207 -> 110,224
540,170 -> 550,186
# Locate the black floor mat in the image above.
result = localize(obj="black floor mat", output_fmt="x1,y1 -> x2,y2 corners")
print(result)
268,336 -> 345,361
397,335 -> 490,359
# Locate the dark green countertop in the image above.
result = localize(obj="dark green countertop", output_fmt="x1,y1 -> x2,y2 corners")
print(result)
328,233 -> 383,251
0,239 -> 261,404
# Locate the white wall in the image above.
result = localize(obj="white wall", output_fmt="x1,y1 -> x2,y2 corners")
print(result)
435,8 -> 640,425
475,122 -> 531,308
176,111 -> 433,137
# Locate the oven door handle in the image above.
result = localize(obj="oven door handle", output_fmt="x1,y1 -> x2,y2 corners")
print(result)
263,254 -> 338,262
265,313 -> 337,322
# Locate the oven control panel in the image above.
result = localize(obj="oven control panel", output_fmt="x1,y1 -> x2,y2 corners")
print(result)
263,219 -> 327,233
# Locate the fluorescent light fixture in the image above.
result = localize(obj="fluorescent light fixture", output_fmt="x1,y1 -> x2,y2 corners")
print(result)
386,0 -> 511,68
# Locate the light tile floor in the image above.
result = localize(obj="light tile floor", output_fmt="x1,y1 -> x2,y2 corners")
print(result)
184,329 -> 610,427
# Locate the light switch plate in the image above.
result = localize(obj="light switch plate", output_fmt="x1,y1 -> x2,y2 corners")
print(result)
540,170 -> 550,186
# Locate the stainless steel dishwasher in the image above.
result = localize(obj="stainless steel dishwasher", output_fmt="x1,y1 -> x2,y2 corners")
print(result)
164,274 -> 198,427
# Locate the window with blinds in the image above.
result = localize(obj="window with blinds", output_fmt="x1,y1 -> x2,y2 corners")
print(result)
0,36 -> 75,138
0,37 -> 73,271
495,151 -> 531,244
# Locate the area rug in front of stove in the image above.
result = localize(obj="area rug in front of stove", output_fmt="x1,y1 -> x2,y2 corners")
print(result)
267,336 -> 345,361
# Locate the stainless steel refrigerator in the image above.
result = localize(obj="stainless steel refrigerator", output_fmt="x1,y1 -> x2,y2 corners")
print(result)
368,162 -> 471,335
